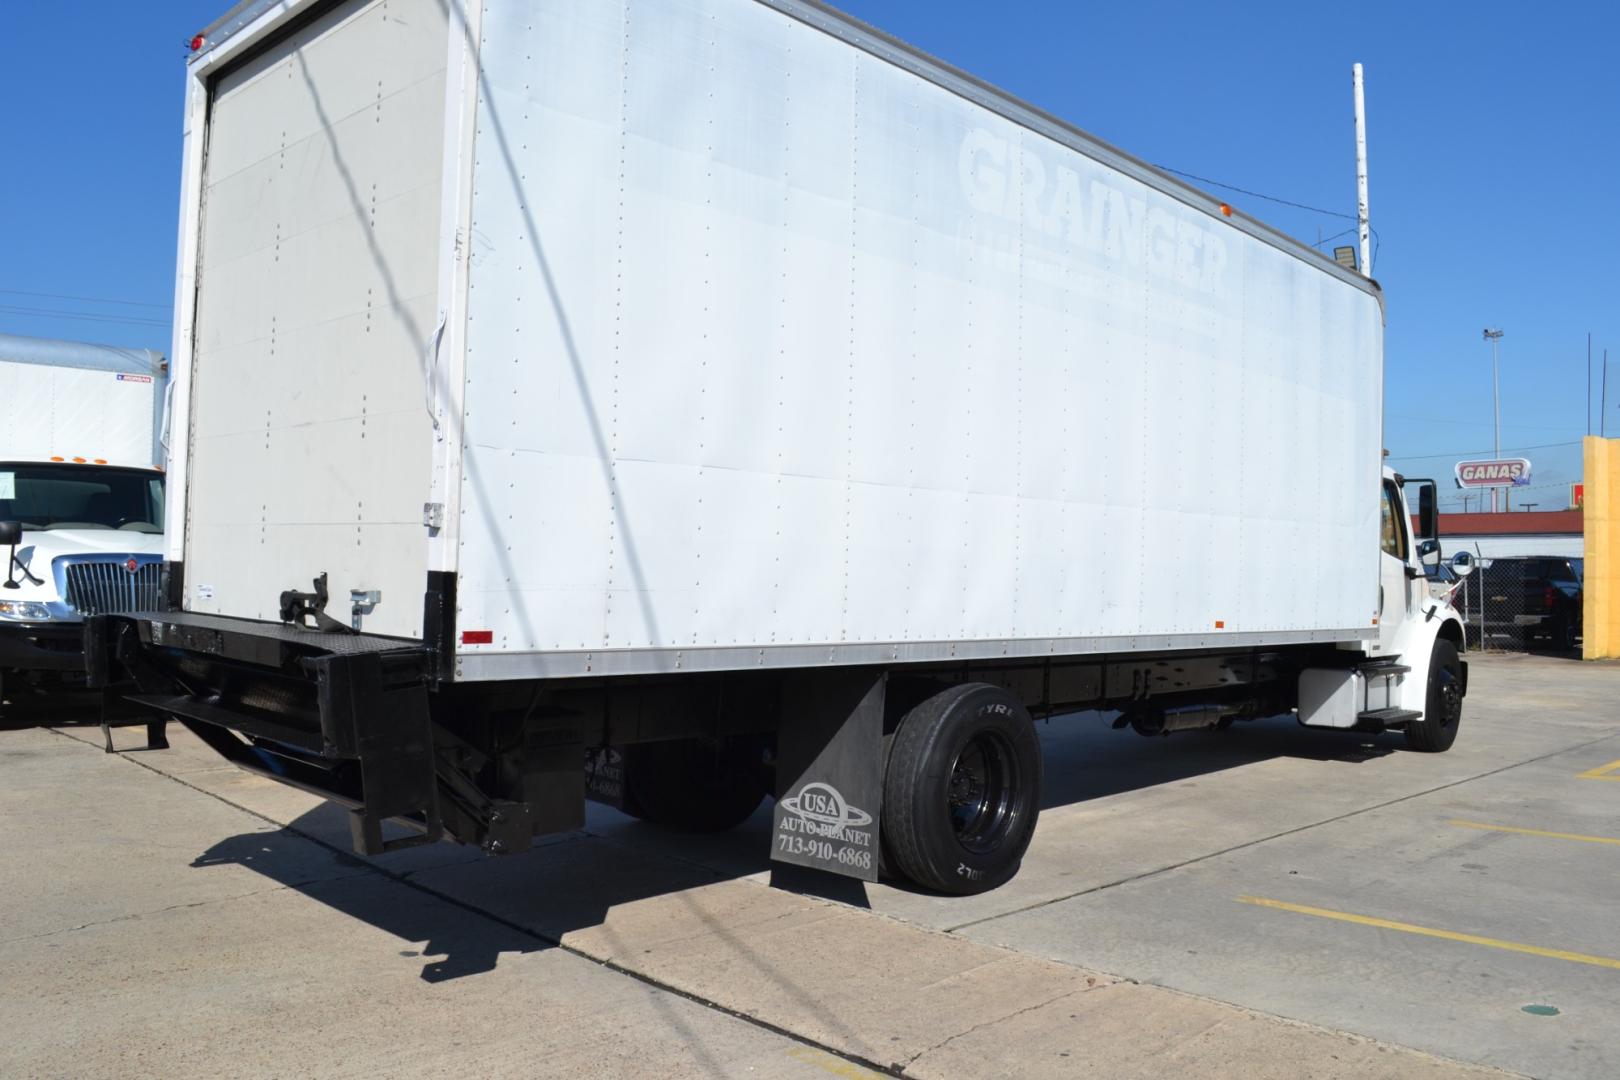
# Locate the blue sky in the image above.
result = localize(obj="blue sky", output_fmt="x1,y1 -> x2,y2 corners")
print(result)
3,1 -> 1616,511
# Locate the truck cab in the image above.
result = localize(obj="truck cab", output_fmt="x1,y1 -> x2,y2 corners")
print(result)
1375,470 -> 1464,655
0,331 -> 169,697
1295,469 -> 1471,746
0,459 -> 165,690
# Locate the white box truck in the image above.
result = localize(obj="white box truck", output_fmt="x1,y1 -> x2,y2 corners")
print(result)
94,0 -> 1473,893
0,333 -> 168,696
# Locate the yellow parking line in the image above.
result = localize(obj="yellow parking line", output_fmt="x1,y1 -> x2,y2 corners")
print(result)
1576,758 -> 1620,780
1449,819 -> 1620,847
1237,896 -> 1620,971
786,1047 -> 887,1079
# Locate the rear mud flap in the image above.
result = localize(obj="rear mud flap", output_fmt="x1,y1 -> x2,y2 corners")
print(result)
770,669 -> 885,882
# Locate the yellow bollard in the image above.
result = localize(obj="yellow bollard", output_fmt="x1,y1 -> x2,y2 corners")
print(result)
1584,436 -> 1620,659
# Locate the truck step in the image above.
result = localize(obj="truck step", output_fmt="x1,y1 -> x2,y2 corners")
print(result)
1355,707 -> 1422,731
1358,660 -> 1412,677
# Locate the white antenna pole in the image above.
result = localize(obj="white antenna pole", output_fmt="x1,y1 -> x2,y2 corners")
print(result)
1352,63 -> 1371,278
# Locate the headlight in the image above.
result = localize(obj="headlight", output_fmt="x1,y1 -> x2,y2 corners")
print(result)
0,601 -> 53,621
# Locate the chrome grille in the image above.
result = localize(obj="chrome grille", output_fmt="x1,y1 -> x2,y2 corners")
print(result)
63,561 -> 163,616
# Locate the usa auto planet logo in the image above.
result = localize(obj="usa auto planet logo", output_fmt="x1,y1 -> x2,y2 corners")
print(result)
779,782 -> 872,841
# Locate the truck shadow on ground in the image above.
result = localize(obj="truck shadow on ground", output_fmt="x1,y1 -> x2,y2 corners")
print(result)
189,827 -> 555,983
1035,710 -> 1398,806
183,712 -> 1404,982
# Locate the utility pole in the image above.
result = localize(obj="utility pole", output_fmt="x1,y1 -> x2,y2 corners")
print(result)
1483,328 -> 1503,511
1352,64 -> 1372,277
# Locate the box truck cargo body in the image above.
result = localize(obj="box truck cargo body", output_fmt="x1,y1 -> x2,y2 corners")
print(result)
176,0 -> 1381,656
96,0 -> 1470,893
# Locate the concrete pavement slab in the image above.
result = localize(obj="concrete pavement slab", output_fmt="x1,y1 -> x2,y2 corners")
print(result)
0,724 -> 885,1080
407,843 -> 1113,1070
1,866 -> 869,1080
959,726 -> 1620,1077
414,856 -> 1505,1078
909,982 -> 1509,1080
0,724 -> 357,943
48,720 -> 492,878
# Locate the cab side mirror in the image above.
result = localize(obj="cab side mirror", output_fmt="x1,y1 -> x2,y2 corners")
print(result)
1417,538 -> 1441,568
1,520 -> 22,590
1449,551 -> 1475,578
1417,483 -> 1438,543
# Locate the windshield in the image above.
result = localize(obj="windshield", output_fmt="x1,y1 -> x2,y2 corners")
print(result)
0,462 -> 164,533
1568,558 -> 1584,583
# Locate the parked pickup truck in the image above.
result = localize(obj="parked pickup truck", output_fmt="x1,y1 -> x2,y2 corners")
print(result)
1470,556 -> 1583,650
90,0 -> 1473,896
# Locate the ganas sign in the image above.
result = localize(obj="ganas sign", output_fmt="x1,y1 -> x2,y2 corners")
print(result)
1454,458 -> 1532,489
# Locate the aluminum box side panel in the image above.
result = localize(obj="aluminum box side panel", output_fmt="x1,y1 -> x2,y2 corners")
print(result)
182,0 -> 448,636
452,0 -> 1382,679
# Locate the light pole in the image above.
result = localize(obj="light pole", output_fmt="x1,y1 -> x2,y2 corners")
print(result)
1483,328 -> 1503,511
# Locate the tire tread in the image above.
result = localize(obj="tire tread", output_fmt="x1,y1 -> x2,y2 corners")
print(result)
882,683 -> 1040,894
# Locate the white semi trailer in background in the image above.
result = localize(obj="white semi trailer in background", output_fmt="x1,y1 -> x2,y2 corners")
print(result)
93,0 -> 1472,893
0,333 -> 168,696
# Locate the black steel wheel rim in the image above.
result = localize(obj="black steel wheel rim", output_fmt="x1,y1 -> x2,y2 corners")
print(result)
946,730 -> 1020,855
1436,663 -> 1462,729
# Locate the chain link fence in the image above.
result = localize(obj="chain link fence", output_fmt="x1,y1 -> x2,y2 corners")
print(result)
1449,555 -> 1583,654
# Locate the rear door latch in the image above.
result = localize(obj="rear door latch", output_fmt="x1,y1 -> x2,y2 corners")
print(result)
350,589 -> 381,631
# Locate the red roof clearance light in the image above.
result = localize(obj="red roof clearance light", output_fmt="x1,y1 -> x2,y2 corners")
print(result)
190,34 -> 206,52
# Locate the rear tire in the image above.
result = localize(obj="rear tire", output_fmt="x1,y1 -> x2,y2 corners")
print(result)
621,736 -> 769,832
1554,616 -> 1577,651
881,683 -> 1041,894
1405,639 -> 1462,753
